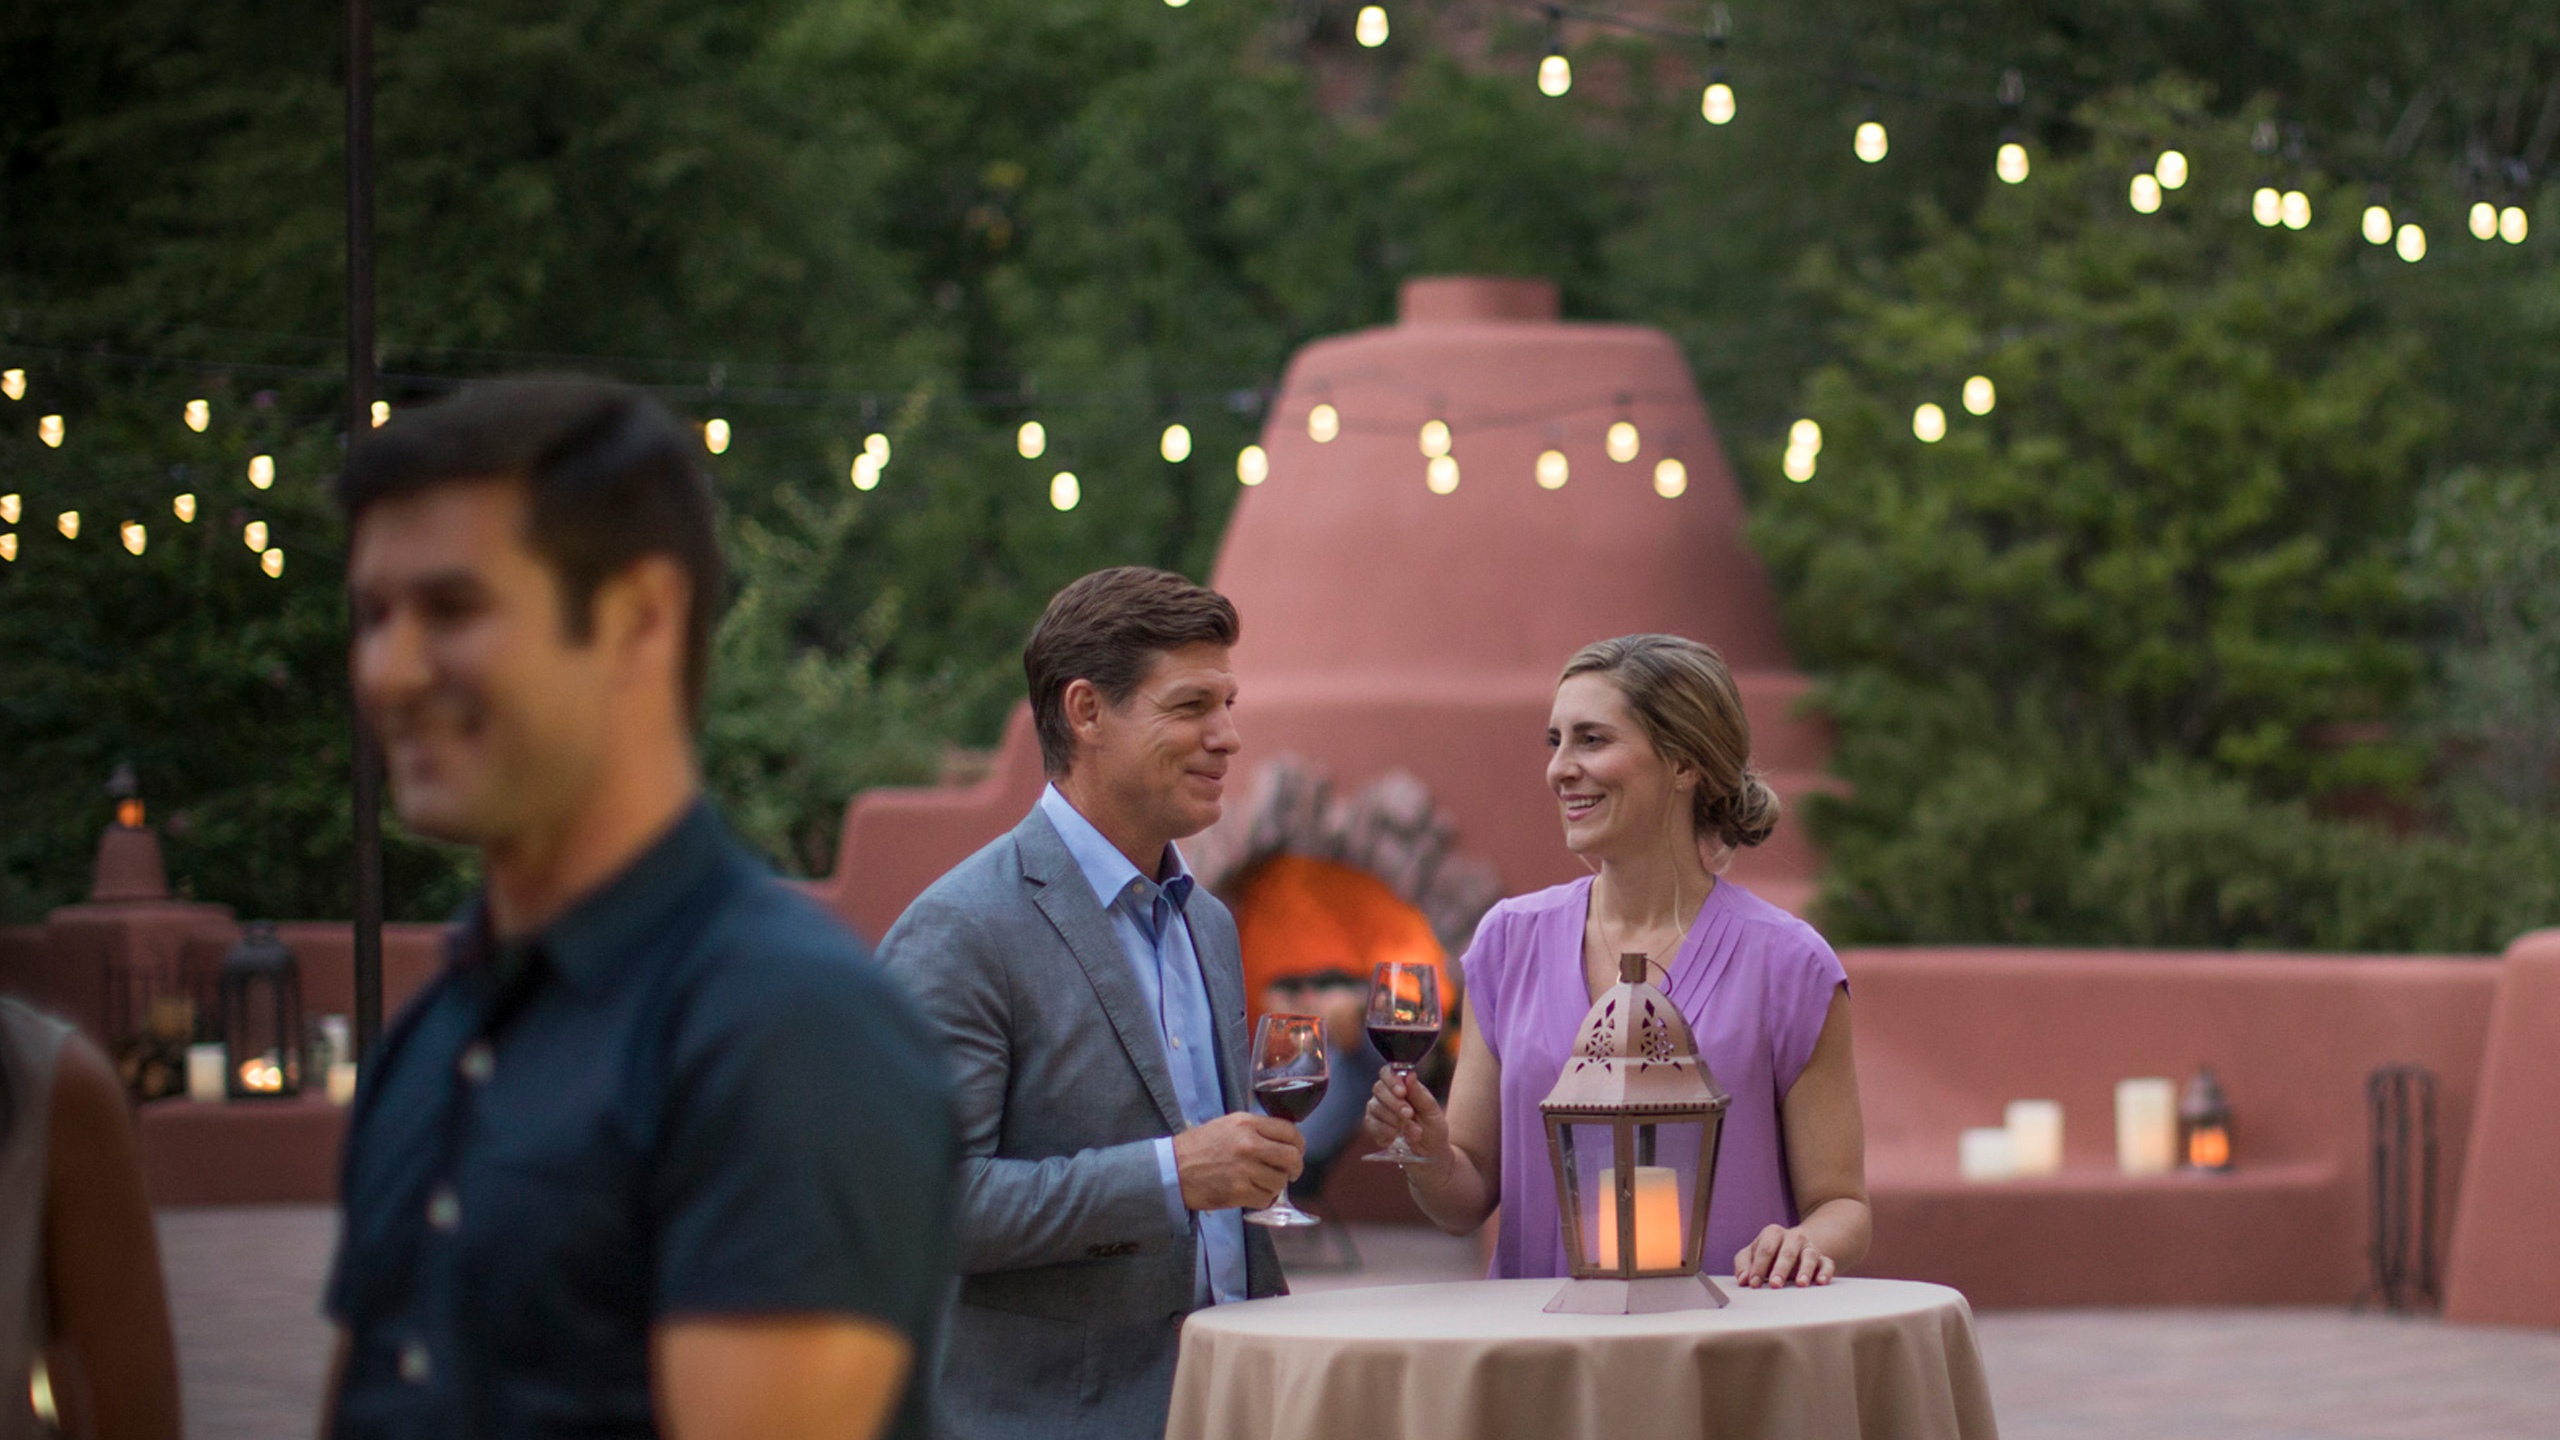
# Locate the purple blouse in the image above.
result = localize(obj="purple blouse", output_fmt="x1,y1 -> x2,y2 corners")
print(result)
1462,875 -> 1849,1279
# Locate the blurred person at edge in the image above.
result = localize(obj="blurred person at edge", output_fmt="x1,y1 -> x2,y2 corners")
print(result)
0,998 -> 180,1440
1365,634 -> 1871,1290
324,378 -> 952,1440
878,567 -> 1301,1440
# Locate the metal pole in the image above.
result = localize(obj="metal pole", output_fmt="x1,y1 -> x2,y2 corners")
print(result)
347,0 -> 385,1061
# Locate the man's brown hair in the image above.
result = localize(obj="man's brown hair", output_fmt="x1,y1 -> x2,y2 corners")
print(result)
1024,567 -> 1240,776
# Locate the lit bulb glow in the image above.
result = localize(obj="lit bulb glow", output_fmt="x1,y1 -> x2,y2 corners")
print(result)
1703,83 -> 1735,125
1962,376 -> 1996,415
1782,447 -> 1816,482
1539,54 -> 1571,98
2154,150 -> 2188,189
704,418 -> 730,454
174,494 -> 197,522
1606,420 -> 1640,462
2362,205 -> 2393,244
39,415 -> 63,448
1913,403 -> 1947,443
0,535 -> 13,562
1652,458 -> 1687,498
1419,419 -> 1451,457
244,520 -> 268,551
184,399 -> 210,433
370,400 -> 389,427
1017,420 -> 1046,459
2396,223 -> 2426,262
121,521 -> 145,555
2501,206 -> 2528,244
0,369 -> 21,401
1789,418 -> 1822,454
2253,187 -> 2282,226
1996,142 -> 2029,184
1854,121 -> 1888,163
0,495 -> 16,524
2281,191 -> 2311,229
2471,202 -> 2499,240
864,432 -> 891,464
1355,5 -> 1388,46
249,455 -> 275,489
1308,403 -> 1339,442
57,511 -> 78,539
851,454 -> 881,491
1536,449 -> 1569,489
1049,472 -> 1079,511
262,548 -> 285,578
1237,445 -> 1269,486
1425,454 -> 1459,493
1160,423 -> 1192,463
2130,174 -> 2162,213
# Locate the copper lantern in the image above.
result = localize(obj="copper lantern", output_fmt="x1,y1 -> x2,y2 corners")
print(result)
1540,953 -> 1732,1314
220,923 -> 303,1099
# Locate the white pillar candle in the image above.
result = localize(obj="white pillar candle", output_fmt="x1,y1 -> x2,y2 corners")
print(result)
326,1061 -> 360,1106
1959,1126 -> 2015,1181
2005,1099 -> 2064,1175
186,1043 -> 228,1103
1593,1166 -> 1685,1269
2116,1078 -> 2178,1175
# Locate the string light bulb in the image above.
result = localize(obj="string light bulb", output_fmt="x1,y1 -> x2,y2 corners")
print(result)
2396,223 -> 2426,262
1606,420 -> 1640,462
1425,454 -> 1459,494
370,400 -> 389,427
249,455 -> 275,489
864,432 -> 891,465
2362,204 -> 2392,244
1789,419 -> 1823,454
0,369 -> 21,401
1913,403 -> 1947,443
57,511 -> 78,539
244,520 -> 268,551
2129,174 -> 2162,213
1702,79 -> 1736,125
2253,187 -> 2282,226
1048,471 -> 1079,511
1539,51 -> 1571,98
1237,445 -> 1269,486
1962,376 -> 1996,415
2281,190 -> 2311,229
1308,403 -> 1339,443
1536,449 -> 1569,489
1854,119 -> 1888,163
1160,423 -> 1192,463
851,454 -> 881,491
1996,142 -> 2030,184
1653,458 -> 1687,498
1782,447 -> 1816,482
0,495 -> 17,524
2501,206 -> 2528,244
121,521 -> 146,556
0,535 -> 13,562
262,548 -> 285,578
1017,420 -> 1046,459
2471,202 -> 2499,240
703,418 -> 730,454
39,415 -> 62,447
1355,5 -> 1388,47
2153,150 -> 2188,189
184,399 -> 210,433
1419,419 -> 1451,457
174,494 -> 197,522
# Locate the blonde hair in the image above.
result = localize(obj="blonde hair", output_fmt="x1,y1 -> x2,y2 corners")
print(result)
1558,634 -> 1781,850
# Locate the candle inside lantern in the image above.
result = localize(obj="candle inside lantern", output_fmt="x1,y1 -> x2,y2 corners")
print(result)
186,1043 -> 228,1103
2115,1078 -> 2177,1175
238,1053 -> 286,1094
2005,1099 -> 2063,1175
1592,1165 -> 1684,1270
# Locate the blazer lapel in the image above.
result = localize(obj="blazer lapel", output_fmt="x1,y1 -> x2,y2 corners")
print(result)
1016,809 -> 1191,1135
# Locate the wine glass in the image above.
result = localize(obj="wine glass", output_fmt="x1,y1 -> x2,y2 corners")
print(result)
1244,1012 -> 1327,1228
1360,959 -> 1443,1164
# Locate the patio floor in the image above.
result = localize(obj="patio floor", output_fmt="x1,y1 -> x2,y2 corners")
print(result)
159,1207 -> 2560,1439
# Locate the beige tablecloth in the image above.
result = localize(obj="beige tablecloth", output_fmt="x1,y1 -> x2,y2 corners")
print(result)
1166,1277 -> 1998,1440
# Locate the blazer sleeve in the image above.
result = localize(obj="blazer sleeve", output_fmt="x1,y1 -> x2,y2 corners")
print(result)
877,886 -> 1172,1277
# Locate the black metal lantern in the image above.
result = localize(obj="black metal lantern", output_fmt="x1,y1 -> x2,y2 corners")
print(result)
1540,953 -> 1733,1314
2181,1066 -> 2233,1173
221,923 -> 303,1099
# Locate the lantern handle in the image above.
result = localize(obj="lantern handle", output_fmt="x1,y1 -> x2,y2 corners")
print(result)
1617,953 -> 1673,987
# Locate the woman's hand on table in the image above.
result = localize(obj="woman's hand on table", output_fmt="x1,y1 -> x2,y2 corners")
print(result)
1362,1070 -> 1449,1165
1735,1224 -> 1838,1288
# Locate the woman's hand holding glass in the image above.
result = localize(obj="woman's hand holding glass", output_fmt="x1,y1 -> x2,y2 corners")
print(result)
1362,1066 -> 1452,1168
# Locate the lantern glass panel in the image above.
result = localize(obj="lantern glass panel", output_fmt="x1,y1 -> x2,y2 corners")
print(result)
220,927 -> 303,1099
1558,1118 -> 1706,1275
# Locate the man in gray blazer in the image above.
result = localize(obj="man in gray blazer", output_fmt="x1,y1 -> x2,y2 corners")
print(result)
878,566 -> 1303,1440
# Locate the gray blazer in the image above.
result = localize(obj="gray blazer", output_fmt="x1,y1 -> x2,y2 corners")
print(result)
877,804 -> 1284,1440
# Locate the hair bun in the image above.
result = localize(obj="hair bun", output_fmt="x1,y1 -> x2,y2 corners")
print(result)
1714,772 -> 1782,849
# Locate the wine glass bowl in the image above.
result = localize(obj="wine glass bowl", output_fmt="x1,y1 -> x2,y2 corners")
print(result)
1244,1012 -> 1327,1228
1361,960 -> 1444,1164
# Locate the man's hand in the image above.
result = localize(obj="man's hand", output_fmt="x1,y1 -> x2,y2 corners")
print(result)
1173,1113 -> 1305,1211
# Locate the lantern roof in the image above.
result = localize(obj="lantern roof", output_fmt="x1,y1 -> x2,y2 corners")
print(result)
1540,954 -> 1732,1116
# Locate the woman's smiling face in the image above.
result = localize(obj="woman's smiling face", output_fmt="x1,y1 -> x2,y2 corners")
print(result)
1546,671 -> 1688,860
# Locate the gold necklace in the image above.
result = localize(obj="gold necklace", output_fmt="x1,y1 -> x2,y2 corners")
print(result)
1595,873 -> 1697,984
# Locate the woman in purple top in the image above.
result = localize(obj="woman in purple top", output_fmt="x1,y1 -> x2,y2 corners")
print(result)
1363,635 -> 1871,1288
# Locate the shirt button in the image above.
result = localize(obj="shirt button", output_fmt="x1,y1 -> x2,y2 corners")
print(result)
426,1185 -> 461,1233
397,1341 -> 432,1385
458,1042 -> 495,1083
1171,1038 -> 1184,1050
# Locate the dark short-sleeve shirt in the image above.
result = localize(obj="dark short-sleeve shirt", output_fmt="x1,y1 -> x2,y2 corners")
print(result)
326,801 -> 953,1440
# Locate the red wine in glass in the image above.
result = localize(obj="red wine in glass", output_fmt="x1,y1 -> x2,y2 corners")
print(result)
1254,1075 -> 1329,1122
1362,960 -> 1444,1164
1245,1012 -> 1326,1227
1365,1024 -> 1440,1068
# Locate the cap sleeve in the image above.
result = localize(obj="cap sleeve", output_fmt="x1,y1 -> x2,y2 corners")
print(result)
1771,924 -> 1849,1098
1457,903 -> 1515,1066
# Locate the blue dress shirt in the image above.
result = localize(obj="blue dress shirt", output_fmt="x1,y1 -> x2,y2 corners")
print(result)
1036,785 -> 1248,1307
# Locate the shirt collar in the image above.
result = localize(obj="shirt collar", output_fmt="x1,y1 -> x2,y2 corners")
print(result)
1037,784 -> 1193,916
449,798 -> 733,996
